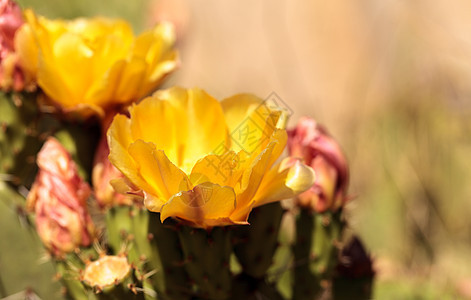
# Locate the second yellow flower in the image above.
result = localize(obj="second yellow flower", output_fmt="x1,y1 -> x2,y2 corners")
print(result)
17,10 -> 178,118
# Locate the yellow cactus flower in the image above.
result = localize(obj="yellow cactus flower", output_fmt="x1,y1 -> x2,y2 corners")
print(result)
108,87 -> 315,228
17,9 -> 178,118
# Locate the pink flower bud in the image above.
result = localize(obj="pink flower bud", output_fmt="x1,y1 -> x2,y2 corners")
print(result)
27,138 -> 95,257
288,117 -> 349,212
0,0 -> 23,56
92,132 -> 134,208
0,0 -> 35,91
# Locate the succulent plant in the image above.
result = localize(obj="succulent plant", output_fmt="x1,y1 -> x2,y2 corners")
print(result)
0,91 -> 57,189
292,209 -> 344,300
233,202 -> 284,279
178,225 -> 232,300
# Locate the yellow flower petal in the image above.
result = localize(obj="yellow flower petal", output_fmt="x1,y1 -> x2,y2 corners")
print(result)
160,183 -> 237,228
221,94 -> 261,134
126,88 -> 228,173
135,23 -> 179,97
189,152 -> 238,187
128,95 -> 181,166
228,199 -> 256,224
22,10 -> 178,118
149,87 -> 230,173
113,57 -> 147,103
221,94 -> 285,154
107,114 -> 141,186
15,24 -> 38,83
127,139 -> 191,211
269,129 -> 288,166
232,142 -> 276,215
47,32 -> 93,105
252,157 -> 316,207
85,59 -> 126,108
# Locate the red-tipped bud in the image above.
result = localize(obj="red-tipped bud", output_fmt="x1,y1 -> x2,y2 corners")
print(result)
27,138 -> 95,257
288,117 -> 349,212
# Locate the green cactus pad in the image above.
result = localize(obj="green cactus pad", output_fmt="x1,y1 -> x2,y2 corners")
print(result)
148,212 -> 191,300
178,225 -> 232,300
292,209 -> 344,300
0,91 -> 58,189
233,202 -> 284,279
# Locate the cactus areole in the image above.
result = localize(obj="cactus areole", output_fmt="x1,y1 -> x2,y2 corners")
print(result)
82,255 -> 132,289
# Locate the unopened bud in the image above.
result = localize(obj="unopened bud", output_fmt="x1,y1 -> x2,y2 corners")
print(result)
288,117 -> 349,212
27,138 -> 95,257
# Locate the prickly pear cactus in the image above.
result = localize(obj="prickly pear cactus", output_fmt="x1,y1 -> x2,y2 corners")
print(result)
292,209 -> 344,300
55,254 -> 93,300
106,208 -> 192,300
178,226 -> 232,300
147,213 -> 192,300
54,248 -> 148,300
233,202 -> 284,279
0,91 -> 58,189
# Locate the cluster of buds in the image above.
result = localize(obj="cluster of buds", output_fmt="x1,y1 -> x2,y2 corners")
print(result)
288,117 -> 349,212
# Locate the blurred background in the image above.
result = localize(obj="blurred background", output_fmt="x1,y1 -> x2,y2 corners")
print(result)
2,0 -> 471,298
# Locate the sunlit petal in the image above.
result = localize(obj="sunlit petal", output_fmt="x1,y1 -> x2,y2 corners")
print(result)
253,157 -> 316,207
160,183 -> 237,228
150,87 -> 230,172
21,10 -> 178,118
128,139 -> 191,211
